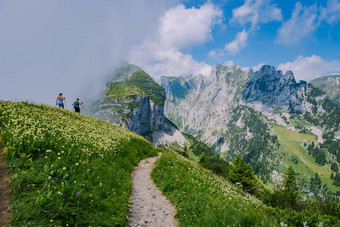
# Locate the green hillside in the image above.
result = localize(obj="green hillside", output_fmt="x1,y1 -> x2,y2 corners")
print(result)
310,75 -> 340,103
273,124 -> 338,192
152,150 -> 340,226
0,101 -> 157,226
151,150 -> 274,226
106,69 -> 165,106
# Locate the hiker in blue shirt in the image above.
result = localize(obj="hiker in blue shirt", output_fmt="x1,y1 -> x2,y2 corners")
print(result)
56,93 -> 65,109
72,98 -> 83,114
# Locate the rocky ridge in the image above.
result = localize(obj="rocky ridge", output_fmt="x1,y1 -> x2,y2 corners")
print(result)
162,64 -> 340,189
85,64 -> 185,145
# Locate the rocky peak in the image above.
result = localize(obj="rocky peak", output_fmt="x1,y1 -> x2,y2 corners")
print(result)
243,65 -> 304,106
85,64 -> 186,144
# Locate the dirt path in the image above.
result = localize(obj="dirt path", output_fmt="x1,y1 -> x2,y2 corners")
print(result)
127,154 -> 178,227
0,146 -> 12,227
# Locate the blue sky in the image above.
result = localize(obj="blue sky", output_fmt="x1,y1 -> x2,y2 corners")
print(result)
184,0 -> 340,68
128,0 -> 340,82
0,0 -> 340,104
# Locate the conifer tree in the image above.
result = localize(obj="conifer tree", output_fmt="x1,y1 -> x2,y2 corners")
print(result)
283,165 -> 298,209
310,173 -> 321,192
331,162 -> 338,172
228,155 -> 262,195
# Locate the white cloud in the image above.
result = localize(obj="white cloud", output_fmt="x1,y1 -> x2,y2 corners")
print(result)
225,30 -> 248,54
252,62 -> 265,71
231,0 -> 282,29
224,60 -> 235,66
321,0 -> 340,24
226,0 -> 282,54
159,4 -> 222,49
278,55 -> 340,82
133,46 -> 212,78
208,49 -> 225,60
129,3 -> 222,78
276,2 -> 319,44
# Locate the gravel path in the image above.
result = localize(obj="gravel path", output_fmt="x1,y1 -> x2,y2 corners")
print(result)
127,154 -> 178,227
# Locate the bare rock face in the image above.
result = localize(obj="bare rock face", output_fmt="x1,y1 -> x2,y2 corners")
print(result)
243,65 -> 306,106
126,96 -> 170,135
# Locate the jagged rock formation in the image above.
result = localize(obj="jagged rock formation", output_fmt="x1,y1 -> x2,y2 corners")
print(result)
162,64 -> 251,152
162,64 -> 340,190
244,65 -> 307,106
85,64 -> 185,145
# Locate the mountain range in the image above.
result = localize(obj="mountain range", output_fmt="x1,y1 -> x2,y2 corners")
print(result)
86,63 -> 340,196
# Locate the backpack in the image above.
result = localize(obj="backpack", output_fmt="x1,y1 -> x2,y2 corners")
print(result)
74,101 -> 79,108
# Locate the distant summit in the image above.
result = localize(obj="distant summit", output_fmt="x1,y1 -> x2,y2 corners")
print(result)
244,65 -> 306,106
85,64 -> 186,145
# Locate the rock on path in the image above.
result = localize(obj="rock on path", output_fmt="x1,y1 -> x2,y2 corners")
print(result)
127,154 -> 178,227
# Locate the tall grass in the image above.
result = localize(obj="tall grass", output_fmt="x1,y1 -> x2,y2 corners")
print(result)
152,150 -> 276,226
0,101 -> 157,226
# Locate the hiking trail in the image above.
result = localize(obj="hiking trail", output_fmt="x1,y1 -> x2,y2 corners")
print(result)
127,154 -> 178,227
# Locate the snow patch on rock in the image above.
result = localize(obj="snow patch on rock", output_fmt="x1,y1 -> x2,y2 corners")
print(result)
308,126 -> 324,143
152,128 -> 186,146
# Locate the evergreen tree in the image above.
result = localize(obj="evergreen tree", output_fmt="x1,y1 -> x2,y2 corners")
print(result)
333,172 -> 340,186
283,165 -> 297,192
283,165 -> 299,209
181,144 -> 189,158
228,155 -> 262,195
199,153 -> 208,166
331,162 -> 338,172
330,172 -> 334,179
310,173 -> 322,193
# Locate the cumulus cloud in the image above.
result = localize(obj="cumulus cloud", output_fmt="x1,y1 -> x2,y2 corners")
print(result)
159,4 -> 222,49
225,30 -> 248,55
128,3 -> 222,78
231,0 -> 282,29
226,0 -> 282,54
276,2 -> 319,44
278,55 -> 340,82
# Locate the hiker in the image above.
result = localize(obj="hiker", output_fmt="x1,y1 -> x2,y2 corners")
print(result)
56,93 -> 65,109
72,98 -> 83,114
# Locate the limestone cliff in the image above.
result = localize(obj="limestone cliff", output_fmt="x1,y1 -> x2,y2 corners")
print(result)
85,64 -> 185,145
162,64 -> 340,189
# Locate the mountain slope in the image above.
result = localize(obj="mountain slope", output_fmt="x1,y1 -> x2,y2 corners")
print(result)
310,75 -> 340,103
0,101 -> 158,226
152,150 -> 340,226
162,64 -> 340,194
152,150 -> 275,226
85,64 -> 186,145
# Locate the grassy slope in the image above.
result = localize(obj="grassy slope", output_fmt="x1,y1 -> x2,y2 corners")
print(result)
273,124 -> 337,192
106,70 -> 165,106
152,150 -> 276,226
0,101 -> 157,226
